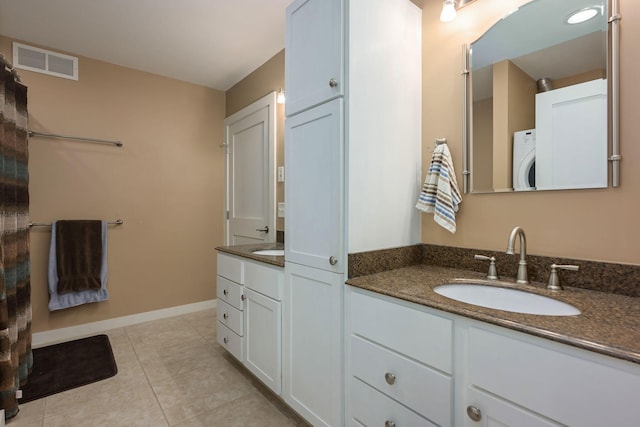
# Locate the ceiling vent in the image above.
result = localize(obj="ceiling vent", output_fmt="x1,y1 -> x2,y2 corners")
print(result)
12,42 -> 78,81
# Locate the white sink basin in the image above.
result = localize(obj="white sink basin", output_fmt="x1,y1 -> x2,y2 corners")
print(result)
433,283 -> 580,316
252,249 -> 284,256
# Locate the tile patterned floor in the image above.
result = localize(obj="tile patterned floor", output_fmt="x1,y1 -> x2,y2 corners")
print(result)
9,308 -> 309,426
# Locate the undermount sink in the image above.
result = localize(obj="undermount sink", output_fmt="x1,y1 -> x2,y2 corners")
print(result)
433,283 -> 580,316
252,249 -> 284,256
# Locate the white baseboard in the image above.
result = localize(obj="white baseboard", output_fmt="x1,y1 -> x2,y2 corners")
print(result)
32,299 -> 217,348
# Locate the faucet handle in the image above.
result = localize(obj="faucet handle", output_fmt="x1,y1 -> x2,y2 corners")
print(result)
475,254 -> 498,280
547,264 -> 579,291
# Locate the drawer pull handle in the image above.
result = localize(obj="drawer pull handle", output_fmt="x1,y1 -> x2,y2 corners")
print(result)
223,289 -> 228,296
241,294 -> 246,301
385,421 -> 396,427
384,372 -> 396,385
223,313 -> 228,319
467,405 -> 482,422
223,337 -> 229,344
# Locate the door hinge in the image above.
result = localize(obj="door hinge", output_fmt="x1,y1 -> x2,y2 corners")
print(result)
226,210 -> 230,220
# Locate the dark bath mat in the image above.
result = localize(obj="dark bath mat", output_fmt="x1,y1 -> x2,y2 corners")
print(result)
19,334 -> 118,403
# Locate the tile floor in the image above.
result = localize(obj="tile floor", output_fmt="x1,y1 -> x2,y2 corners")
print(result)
9,308 -> 309,427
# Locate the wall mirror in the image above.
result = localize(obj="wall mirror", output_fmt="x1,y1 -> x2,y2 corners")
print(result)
463,0 -> 620,194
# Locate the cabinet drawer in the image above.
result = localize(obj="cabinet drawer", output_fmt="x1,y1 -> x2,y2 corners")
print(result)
217,253 -> 243,283
468,327 -> 640,427
244,261 -> 283,301
216,321 -> 243,361
350,289 -> 453,373
217,300 -> 243,336
217,276 -> 244,310
351,335 -> 452,426
350,377 -> 437,427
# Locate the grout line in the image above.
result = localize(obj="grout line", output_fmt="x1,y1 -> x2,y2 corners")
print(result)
123,325 -> 172,427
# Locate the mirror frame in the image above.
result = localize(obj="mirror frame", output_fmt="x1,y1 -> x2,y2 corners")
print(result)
461,0 -> 620,194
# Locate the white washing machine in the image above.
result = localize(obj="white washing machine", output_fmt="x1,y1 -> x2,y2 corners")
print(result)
512,129 -> 536,191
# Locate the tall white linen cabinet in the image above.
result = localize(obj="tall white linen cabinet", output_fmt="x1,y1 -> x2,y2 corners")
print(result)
283,0 -> 422,425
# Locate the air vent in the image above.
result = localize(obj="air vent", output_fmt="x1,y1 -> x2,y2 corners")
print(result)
12,42 -> 78,80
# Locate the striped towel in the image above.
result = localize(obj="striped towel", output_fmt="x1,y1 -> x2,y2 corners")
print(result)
416,143 -> 462,233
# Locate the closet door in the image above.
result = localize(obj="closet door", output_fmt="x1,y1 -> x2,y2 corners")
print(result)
284,99 -> 344,273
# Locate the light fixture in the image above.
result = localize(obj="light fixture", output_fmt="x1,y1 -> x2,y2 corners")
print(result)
276,88 -> 286,104
440,0 -> 457,23
566,6 -> 600,25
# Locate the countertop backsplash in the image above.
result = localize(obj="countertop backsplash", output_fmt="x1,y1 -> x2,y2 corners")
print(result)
349,244 -> 640,298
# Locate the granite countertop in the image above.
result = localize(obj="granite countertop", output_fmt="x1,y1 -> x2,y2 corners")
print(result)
216,243 -> 285,267
346,265 -> 640,365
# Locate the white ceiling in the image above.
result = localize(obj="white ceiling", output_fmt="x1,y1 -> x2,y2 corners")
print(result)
0,0 -> 290,91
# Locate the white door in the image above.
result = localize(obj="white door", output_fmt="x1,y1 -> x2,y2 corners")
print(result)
224,92 -> 276,245
284,99 -> 344,272
244,288 -> 282,394
285,0 -> 344,116
283,262 -> 343,427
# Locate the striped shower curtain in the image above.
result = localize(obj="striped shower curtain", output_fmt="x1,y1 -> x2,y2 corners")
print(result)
0,68 -> 32,420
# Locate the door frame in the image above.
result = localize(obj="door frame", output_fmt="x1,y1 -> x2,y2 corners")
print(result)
223,91 -> 277,245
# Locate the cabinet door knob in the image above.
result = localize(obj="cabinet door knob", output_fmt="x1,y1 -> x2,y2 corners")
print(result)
223,289 -> 228,296
241,294 -> 246,301
329,256 -> 338,265
329,78 -> 338,88
466,405 -> 482,422
223,337 -> 229,344
384,372 -> 396,385
385,421 -> 396,427
223,313 -> 228,319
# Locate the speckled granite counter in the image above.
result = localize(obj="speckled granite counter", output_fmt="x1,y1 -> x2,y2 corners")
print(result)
346,265 -> 640,365
216,243 -> 284,267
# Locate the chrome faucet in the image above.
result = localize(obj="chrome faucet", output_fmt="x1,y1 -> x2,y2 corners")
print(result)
506,226 -> 528,284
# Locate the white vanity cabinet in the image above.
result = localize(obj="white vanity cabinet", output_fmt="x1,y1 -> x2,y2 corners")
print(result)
216,252 -> 284,395
243,260 -> 283,395
347,285 -> 640,427
347,287 -> 454,427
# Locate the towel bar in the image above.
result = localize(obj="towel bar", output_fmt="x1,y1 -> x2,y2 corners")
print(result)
29,219 -> 124,228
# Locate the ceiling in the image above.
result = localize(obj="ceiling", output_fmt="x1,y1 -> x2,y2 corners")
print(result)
0,0 -> 291,91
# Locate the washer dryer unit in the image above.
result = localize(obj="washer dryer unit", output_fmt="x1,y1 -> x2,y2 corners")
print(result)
513,129 -> 536,191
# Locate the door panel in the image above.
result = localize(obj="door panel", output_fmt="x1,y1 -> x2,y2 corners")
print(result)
284,99 -> 344,272
224,93 -> 276,245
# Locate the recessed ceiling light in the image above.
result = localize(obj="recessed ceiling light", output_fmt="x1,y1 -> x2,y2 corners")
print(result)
566,7 -> 600,24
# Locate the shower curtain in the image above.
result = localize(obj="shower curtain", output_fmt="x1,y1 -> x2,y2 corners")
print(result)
0,67 -> 32,420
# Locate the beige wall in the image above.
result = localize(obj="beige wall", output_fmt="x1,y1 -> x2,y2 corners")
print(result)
422,0 -> 640,265
225,50 -> 285,232
1,36 -> 226,332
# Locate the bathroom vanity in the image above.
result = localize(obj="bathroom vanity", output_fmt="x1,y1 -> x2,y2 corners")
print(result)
346,265 -> 640,427
216,243 -> 640,427
216,247 -> 284,395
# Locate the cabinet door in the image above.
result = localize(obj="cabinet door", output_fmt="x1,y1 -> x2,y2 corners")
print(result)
285,0 -> 344,116
464,387 -> 562,427
244,288 -> 282,394
283,262 -> 343,427
285,99 -> 344,273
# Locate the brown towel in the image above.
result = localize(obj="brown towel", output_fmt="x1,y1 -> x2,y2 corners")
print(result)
55,220 -> 103,294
